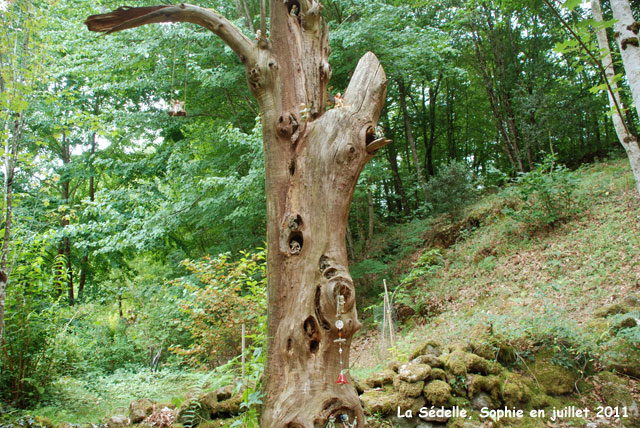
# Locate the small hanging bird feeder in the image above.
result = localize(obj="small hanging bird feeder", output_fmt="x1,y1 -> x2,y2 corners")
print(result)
167,34 -> 190,117
168,99 -> 186,117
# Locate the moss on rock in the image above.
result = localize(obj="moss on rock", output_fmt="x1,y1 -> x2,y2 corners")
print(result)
441,350 -> 500,377
424,380 -> 452,407
398,363 -> 432,382
595,303 -> 628,318
603,340 -> 640,378
429,368 -> 447,381
394,376 -> 425,398
410,340 -> 443,360
210,394 -> 243,417
366,369 -> 397,388
529,353 -> 578,396
500,373 -> 531,408
467,375 -> 500,402
413,354 -> 444,368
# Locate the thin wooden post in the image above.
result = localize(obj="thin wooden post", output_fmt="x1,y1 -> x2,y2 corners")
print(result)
383,279 -> 394,348
241,323 -> 246,380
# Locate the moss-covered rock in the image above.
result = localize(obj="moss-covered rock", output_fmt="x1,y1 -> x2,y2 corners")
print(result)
467,375 -> 500,402
214,383 -> 235,401
200,391 -> 218,414
612,314 -> 639,331
198,419 -> 239,428
470,343 -> 496,361
210,393 -> 243,417
394,377 -> 425,398
102,415 -> 129,428
440,350 -> 500,376
586,318 -> 610,336
429,368 -> 447,381
424,380 -> 452,407
529,353 -> 578,396
353,376 -> 366,394
496,344 -> 517,366
366,369 -> 397,388
129,398 -> 155,423
388,360 -> 402,372
413,354 -> 444,369
410,341 -> 443,360
470,391 -> 498,410
500,373 -> 531,408
623,295 -> 640,307
360,389 -> 397,415
595,303 -> 629,318
399,363 -> 432,383
603,341 -> 640,378
596,371 -> 640,426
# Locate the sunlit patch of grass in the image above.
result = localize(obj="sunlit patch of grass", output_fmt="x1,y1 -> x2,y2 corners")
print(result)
31,368 -> 229,424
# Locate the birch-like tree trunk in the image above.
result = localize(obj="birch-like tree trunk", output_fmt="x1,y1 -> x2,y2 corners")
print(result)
592,0 -> 640,194
611,0 -> 640,120
85,2 -> 390,426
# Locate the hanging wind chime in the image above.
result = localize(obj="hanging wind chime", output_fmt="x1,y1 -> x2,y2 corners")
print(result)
168,35 -> 190,117
325,294 -> 359,428
334,294 -> 348,385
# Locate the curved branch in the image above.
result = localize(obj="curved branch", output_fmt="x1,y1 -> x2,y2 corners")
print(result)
85,4 -> 256,62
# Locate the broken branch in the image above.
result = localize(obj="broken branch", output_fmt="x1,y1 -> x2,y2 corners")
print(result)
85,4 -> 256,62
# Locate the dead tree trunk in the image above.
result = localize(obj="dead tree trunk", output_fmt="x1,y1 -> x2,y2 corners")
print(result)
85,2 -> 389,426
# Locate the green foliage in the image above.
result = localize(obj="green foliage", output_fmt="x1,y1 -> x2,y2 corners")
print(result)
504,155 -> 581,230
170,249 -> 266,368
0,237 -> 71,407
426,161 -> 477,217
401,249 -> 443,287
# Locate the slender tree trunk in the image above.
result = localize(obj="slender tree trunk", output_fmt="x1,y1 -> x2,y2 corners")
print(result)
366,186 -> 374,253
446,79 -> 456,161
79,131 -> 97,301
383,110 -> 409,216
0,119 -> 19,344
611,0 -> 640,121
397,79 -> 428,200
593,0 -> 640,194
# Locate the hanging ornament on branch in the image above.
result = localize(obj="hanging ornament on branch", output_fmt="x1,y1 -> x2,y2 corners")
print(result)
334,294 -> 348,385
168,33 -> 190,117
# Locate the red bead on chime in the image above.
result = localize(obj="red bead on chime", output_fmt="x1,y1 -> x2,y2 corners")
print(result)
336,372 -> 348,385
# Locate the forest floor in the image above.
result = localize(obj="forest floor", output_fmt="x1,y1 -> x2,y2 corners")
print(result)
16,157 -> 640,426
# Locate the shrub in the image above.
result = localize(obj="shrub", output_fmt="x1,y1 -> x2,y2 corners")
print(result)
504,155 -> 580,230
0,238 -> 73,407
426,161 -> 476,217
170,249 -> 266,368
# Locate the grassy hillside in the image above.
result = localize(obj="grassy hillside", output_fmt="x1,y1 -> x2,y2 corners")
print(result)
355,157 -> 640,366
350,157 -> 640,426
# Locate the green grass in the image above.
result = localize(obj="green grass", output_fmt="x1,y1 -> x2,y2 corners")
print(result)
358,157 -> 640,368
27,368 -> 230,424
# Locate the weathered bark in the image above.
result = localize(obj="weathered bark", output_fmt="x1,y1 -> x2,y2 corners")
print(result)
611,0 -> 640,120
85,2 -> 389,426
397,79 -> 428,200
593,0 -> 640,194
